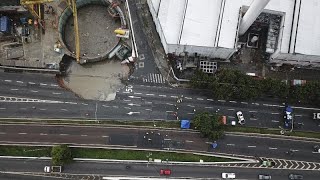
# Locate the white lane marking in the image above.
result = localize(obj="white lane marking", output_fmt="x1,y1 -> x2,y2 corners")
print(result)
52,92 -> 62,95
166,111 -> 174,113
205,107 -> 213,109
65,102 -> 77,105
122,92 -> 130,94
51,84 -> 58,87
30,90 -> 38,93
269,147 -> 278,150
10,89 -> 19,91
228,109 -> 235,111
228,116 -> 235,119
40,133 -> 47,136
159,95 -> 166,97
145,101 -> 152,104
39,109 -> 47,111
271,112 -> 280,115
145,109 -> 152,111
272,120 -> 279,123
186,140 -> 194,143
207,99 -> 214,101
218,100 -> 226,102
0,108 -> 7,110
4,80 -> 12,82
241,102 -> 248,104
102,105 -> 109,108
185,97 -> 192,100
291,149 -> 299,152
28,82 -> 36,85
166,103 -> 174,106
171,96 -> 178,98
18,133 -> 27,135
124,107 -> 131,109
112,106 -> 119,108
61,109 -> 68,111
0,132 -> 6,135
123,99 -> 131,102
295,114 -> 302,117
82,103 -> 88,106
229,100 -> 237,103
81,135 -> 88,137
187,105 -> 195,108
187,113 -> 194,115
248,146 -> 256,148
16,81 -> 23,84
59,134 -> 68,136
249,111 -> 257,113
252,103 -> 260,105
205,142 -> 212,144
20,108 -> 27,110
146,94 -> 154,96
227,144 -> 235,146
134,92 -> 142,95
102,135 -> 109,138
197,98 -> 204,101
250,118 -> 258,121
291,106 -> 320,111
40,83 -> 47,86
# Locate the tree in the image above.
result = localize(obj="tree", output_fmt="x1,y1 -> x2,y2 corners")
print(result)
51,144 -> 73,166
193,112 -> 224,140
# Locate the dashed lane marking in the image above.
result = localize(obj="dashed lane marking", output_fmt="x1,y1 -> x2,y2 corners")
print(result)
124,107 -> 131,109
4,80 -> 12,82
0,132 -> 6,135
81,135 -> 88,137
82,103 -> 88,106
65,102 -> 77,105
134,92 -> 142,95
28,82 -> 35,85
52,92 -> 62,95
10,89 -> 19,91
241,102 -> 248,104
228,109 -> 235,111
185,97 -> 192,100
171,96 -> 178,98
40,133 -> 47,136
102,105 -> 109,108
61,109 -> 68,111
205,107 -> 213,109
16,81 -> 23,84
248,146 -> 256,148
102,136 -> 109,138
59,134 -> 68,136
51,84 -> 58,87
229,101 -> 237,103
166,103 -> 174,106
269,147 -> 278,150
186,140 -> 194,143
249,111 -> 257,113
271,112 -> 280,115
218,100 -> 226,102
295,114 -> 303,117
40,83 -> 47,86
0,108 -> 6,110
30,90 -> 38,93
187,113 -> 194,115
18,133 -> 27,135
187,105 -> 195,108
250,118 -> 258,121
112,106 -> 119,108
159,95 -> 166,97
227,144 -> 235,146
39,109 -> 47,111
207,99 -> 214,101
20,108 -> 27,110
272,120 -> 279,123
197,98 -> 204,101
145,109 -> 152,111
146,94 -> 154,96
123,99 -> 131,102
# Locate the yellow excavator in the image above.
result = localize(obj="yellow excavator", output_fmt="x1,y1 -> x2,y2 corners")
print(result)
20,0 -> 81,63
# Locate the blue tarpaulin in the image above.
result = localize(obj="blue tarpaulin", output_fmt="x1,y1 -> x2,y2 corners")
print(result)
286,106 -> 293,113
180,120 -> 190,129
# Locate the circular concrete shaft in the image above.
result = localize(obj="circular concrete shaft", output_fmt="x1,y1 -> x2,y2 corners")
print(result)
63,4 -> 120,59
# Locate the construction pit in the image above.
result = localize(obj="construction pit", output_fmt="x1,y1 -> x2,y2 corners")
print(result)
58,0 -> 131,101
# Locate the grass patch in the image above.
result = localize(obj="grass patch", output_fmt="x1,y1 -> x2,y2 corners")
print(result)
72,148 -> 232,162
0,146 -> 234,162
0,146 -> 51,157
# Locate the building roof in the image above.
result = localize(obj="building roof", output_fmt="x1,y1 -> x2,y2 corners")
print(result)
295,0 -> 320,56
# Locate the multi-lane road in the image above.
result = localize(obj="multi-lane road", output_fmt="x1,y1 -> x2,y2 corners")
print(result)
0,70 -> 319,131
1,124 -> 319,164
1,158 -> 320,180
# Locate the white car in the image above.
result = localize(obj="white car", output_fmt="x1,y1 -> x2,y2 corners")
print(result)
222,173 -> 236,179
236,111 -> 245,125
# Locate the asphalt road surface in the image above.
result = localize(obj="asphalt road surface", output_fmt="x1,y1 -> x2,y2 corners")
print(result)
1,158 -> 320,180
1,124 -> 320,164
0,71 -> 319,132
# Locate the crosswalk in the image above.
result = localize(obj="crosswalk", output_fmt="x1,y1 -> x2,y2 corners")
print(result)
214,157 -> 320,171
143,73 -> 166,84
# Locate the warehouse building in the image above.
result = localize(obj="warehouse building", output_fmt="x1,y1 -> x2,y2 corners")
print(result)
147,0 -> 320,68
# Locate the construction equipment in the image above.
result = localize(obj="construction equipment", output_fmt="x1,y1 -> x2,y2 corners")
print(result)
66,0 -> 80,63
20,0 -> 54,30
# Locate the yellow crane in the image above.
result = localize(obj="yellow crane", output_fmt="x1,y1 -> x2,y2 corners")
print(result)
20,0 -> 81,63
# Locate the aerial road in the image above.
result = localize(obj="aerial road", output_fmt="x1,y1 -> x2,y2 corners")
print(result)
0,70 -> 319,132
0,158 -> 320,180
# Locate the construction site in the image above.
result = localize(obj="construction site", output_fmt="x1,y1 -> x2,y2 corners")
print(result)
0,0 -> 134,100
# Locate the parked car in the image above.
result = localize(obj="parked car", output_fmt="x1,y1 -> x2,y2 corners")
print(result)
259,174 -> 272,179
236,111 -> 245,125
160,169 -> 171,176
222,172 -> 236,179
288,174 -> 303,180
